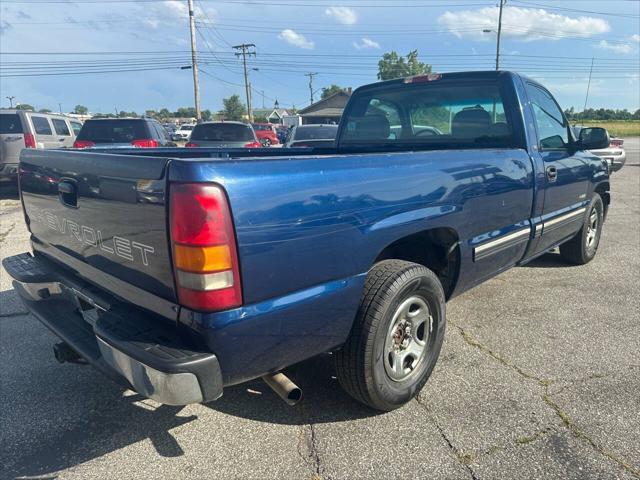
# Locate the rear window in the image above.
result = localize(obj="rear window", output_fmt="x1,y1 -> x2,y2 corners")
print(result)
70,121 -> 82,135
52,119 -> 71,136
293,126 -> 338,141
191,123 -> 255,142
0,114 -> 23,134
252,124 -> 273,131
179,125 -> 194,131
77,120 -> 149,143
341,82 -> 516,148
32,116 -> 53,135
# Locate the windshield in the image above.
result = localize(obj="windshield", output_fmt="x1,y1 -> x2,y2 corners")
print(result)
341,82 -> 516,149
77,120 -> 149,143
0,114 -> 23,134
190,123 -> 255,142
293,126 -> 338,141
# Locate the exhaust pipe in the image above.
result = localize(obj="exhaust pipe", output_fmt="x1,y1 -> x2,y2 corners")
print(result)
262,372 -> 302,406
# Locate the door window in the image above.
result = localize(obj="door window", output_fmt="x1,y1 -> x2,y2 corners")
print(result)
527,84 -> 568,149
52,118 -> 71,136
31,116 -> 53,135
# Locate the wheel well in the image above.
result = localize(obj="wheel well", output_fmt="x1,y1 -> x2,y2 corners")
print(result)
375,228 -> 460,299
595,182 -> 610,219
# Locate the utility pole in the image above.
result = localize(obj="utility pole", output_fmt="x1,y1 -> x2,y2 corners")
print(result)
233,43 -> 256,122
187,0 -> 202,122
305,72 -> 318,105
583,57 -> 594,112
6,96 -> 15,108
495,0 -> 506,70
261,90 -> 265,109
58,103 -> 63,114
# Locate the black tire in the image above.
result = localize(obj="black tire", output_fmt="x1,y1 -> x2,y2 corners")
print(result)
261,138 -> 272,147
334,260 -> 446,411
559,194 -> 604,265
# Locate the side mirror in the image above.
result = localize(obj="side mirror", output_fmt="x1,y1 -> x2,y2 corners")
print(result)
578,127 -> 609,151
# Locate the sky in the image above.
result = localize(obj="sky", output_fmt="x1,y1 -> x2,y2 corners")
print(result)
0,0 -> 639,114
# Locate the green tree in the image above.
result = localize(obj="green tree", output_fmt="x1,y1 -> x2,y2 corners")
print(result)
145,109 -> 158,118
16,104 -> 34,111
321,84 -> 346,99
222,95 -> 246,121
202,109 -> 213,121
74,104 -> 88,115
158,108 -> 172,119
118,111 -> 138,118
175,107 -> 197,118
38,108 -> 52,113
377,50 -> 431,81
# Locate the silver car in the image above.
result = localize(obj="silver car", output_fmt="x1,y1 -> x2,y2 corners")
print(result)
186,122 -> 262,148
573,125 -> 626,172
1,109 -> 82,183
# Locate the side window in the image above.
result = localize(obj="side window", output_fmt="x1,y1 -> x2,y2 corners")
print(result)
31,116 -> 53,135
343,98 -> 400,141
527,84 -> 568,149
70,121 -> 82,136
52,118 -> 71,136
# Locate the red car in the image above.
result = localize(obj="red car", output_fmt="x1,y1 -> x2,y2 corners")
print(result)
252,123 -> 280,147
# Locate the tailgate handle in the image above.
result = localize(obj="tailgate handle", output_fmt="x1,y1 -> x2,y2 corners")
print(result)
58,180 -> 78,208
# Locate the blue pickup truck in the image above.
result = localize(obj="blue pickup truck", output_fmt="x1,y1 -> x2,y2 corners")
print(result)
3,71 -> 611,411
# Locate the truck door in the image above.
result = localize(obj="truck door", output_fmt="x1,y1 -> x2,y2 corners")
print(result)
525,82 -> 591,255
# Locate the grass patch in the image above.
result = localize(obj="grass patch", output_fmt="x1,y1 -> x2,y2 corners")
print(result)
574,120 -> 640,137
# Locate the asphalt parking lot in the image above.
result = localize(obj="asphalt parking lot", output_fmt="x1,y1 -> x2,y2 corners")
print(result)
1,139 -> 638,480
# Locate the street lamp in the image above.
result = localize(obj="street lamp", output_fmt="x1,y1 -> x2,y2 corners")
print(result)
6,96 -> 15,108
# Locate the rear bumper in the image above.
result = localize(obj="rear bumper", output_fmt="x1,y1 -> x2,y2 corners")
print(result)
2,252 -> 223,405
593,149 -> 626,172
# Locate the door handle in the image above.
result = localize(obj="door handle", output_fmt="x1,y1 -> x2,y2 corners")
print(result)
546,166 -> 558,182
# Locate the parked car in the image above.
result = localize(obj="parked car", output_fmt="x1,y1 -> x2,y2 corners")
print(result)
186,122 -> 262,148
172,124 -> 195,141
573,125 -> 626,172
73,118 -> 175,149
284,124 -> 338,148
3,71 -> 611,412
162,123 -> 177,134
252,122 -> 280,147
1,109 -> 82,184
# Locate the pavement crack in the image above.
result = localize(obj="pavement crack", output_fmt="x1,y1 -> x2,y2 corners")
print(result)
0,223 -> 16,244
0,311 -> 30,318
416,398 -> 480,480
296,405 -> 324,480
450,319 -> 640,478
542,393 -> 640,478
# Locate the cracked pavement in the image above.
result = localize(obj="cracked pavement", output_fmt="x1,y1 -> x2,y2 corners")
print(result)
1,138 -> 639,479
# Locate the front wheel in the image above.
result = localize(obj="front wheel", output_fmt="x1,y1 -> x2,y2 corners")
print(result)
559,193 -> 604,265
334,260 -> 446,411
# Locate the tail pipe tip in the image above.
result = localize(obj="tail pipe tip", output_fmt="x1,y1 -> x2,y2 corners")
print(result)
261,372 -> 302,406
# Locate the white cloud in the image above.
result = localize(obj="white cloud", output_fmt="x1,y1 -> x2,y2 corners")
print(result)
438,6 -> 609,42
630,34 -> 640,43
278,29 -> 314,49
142,1 -> 217,29
352,37 -> 380,50
325,6 -> 357,25
596,40 -> 633,54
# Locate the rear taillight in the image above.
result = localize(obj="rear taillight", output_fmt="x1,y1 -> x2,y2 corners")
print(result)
244,141 -> 262,148
24,133 -> 36,148
170,183 -> 242,312
73,139 -> 95,149
185,142 -> 198,148
610,139 -> 623,147
131,139 -> 159,148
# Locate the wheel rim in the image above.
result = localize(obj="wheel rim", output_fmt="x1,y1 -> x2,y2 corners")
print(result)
383,295 -> 432,382
586,208 -> 599,248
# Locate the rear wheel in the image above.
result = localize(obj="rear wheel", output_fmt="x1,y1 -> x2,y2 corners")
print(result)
334,260 -> 446,411
261,138 -> 272,147
559,194 -> 604,265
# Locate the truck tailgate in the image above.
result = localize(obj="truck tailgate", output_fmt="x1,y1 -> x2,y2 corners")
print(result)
19,149 -> 177,305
